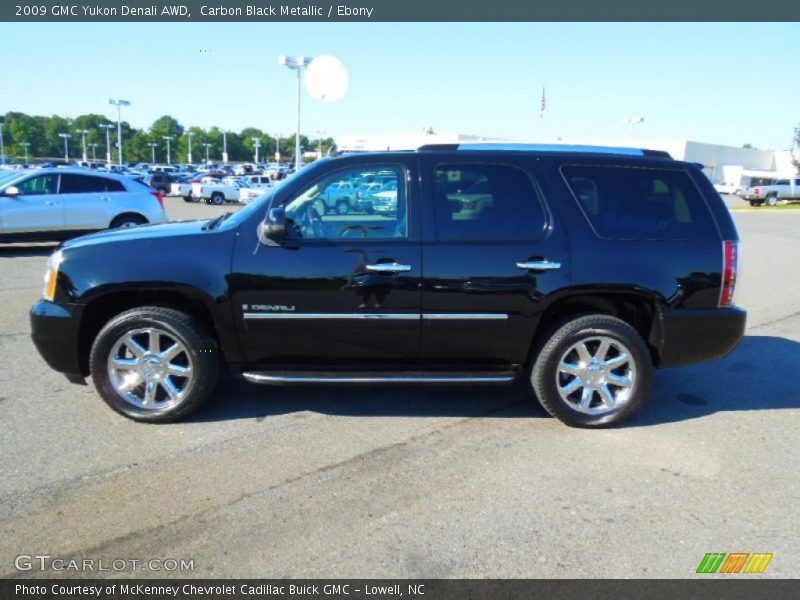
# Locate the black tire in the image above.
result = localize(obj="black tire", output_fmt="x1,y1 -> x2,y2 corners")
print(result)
89,306 -> 220,423
335,199 -> 350,215
211,192 -> 224,205
766,194 -> 778,207
530,314 -> 653,428
183,195 -> 193,203
749,200 -> 758,207
158,187 -> 168,195
110,214 -> 147,229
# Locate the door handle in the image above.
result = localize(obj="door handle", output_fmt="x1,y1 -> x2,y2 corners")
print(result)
516,260 -> 562,271
44,201 -> 57,206
365,262 -> 412,273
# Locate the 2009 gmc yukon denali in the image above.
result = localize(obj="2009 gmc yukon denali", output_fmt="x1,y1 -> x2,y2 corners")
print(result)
30,144 -> 746,427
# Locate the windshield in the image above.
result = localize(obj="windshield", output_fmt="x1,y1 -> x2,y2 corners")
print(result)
217,186 -> 277,230
0,169 -> 34,188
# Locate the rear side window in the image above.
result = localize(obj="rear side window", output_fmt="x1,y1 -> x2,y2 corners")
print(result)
433,164 -> 546,241
60,174 -> 125,194
562,165 -> 717,240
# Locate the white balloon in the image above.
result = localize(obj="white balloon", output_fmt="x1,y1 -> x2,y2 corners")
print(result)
305,55 -> 349,103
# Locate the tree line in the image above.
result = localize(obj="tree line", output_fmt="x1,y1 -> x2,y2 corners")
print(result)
0,112 -> 335,164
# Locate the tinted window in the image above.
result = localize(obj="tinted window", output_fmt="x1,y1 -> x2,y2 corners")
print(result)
15,174 -> 58,196
432,164 -> 545,241
562,165 -> 717,240
60,174 -> 124,194
284,164 -> 407,241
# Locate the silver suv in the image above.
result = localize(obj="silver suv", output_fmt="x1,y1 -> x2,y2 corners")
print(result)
0,168 -> 168,242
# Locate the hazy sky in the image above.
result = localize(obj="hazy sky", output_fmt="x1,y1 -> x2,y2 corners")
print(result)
2,22 -> 797,150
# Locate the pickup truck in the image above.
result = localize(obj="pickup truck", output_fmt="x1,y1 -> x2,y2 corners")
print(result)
741,177 -> 800,206
192,178 -> 245,205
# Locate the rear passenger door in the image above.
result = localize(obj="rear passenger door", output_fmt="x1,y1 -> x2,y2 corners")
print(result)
59,173 -> 125,230
419,156 -> 570,366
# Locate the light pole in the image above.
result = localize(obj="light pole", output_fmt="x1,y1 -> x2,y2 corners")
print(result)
99,123 -> 113,165
203,143 -> 211,163
222,130 -> 228,164
625,116 -> 644,138
20,142 -> 30,163
58,133 -> 71,162
316,129 -> 325,159
147,142 -> 158,164
89,143 -> 98,162
76,129 -> 89,162
108,98 -> 130,166
279,55 -> 313,172
252,137 -> 260,164
162,135 -> 173,164
275,133 -> 281,162
0,121 -> 5,165
186,131 -> 193,164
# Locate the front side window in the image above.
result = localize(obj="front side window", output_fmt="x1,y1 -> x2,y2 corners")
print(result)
283,164 -> 407,241
432,164 -> 546,241
562,165 -> 717,240
16,174 -> 59,196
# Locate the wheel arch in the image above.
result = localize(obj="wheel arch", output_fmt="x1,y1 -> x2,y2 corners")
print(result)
529,290 -> 664,368
77,288 -> 221,376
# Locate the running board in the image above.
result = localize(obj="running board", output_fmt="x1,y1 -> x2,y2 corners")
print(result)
242,370 -> 518,385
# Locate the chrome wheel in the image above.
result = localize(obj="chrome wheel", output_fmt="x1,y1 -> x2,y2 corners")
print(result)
555,336 -> 636,415
107,327 -> 193,411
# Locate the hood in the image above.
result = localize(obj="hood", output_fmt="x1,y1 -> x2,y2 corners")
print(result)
62,219 -> 213,250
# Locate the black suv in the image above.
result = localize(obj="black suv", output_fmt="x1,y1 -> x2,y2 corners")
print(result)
30,144 -> 745,427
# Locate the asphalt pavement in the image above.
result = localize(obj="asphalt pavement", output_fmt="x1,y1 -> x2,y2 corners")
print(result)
0,200 -> 798,579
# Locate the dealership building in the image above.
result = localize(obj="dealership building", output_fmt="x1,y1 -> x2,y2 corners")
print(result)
335,134 -> 797,190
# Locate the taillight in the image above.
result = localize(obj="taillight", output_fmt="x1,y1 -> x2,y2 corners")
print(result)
754,187 -> 761,197
719,240 -> 739,307
151,191 -> 164,209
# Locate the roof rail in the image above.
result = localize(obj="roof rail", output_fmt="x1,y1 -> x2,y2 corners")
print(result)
453,143 -> 670,157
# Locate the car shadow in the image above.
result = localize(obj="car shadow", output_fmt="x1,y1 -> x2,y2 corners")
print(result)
189,335 -> 799,426
0,243 -> 58,258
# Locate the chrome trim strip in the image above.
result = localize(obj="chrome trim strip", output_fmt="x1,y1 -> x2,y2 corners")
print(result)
243,373 -> 516,384
244,312 -> 509,321
516,261 -> 562,271
422,313 -> 508,320
243,312 -> 419,320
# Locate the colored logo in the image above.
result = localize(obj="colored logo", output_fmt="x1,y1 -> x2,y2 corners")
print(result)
696,552 -> 773,574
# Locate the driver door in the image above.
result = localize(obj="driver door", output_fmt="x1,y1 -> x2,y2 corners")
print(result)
230,158 -> 422,365
1,173 -> 63,235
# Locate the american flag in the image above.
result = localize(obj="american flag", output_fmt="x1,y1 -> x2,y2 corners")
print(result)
540,85 -> 546,118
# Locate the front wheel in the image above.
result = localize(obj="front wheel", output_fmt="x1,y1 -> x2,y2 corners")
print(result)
89,307 -> 220,422
211,192 -> 224,205
335,199 -> 350,215
530,314 -> 653,428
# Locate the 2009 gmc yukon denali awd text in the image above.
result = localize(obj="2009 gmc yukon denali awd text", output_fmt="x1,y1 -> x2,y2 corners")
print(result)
30,144 -> 746,427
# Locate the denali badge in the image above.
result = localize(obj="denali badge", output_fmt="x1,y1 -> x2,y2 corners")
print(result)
246,304 -> 296,312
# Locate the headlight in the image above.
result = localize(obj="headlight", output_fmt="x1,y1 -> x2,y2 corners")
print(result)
42,249 -> 63,301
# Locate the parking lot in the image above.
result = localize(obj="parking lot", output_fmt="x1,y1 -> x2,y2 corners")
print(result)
1,200 -> 798,578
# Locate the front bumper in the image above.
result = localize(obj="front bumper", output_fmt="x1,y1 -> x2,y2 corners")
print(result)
30,300 -> 85,379
654,307 -> 746,368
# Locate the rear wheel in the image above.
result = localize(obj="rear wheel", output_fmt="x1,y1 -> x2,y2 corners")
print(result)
89,307 -> 219,422
749,200 -> 759,207
531,314 -> 653,428
110,214 -> 147,229
766,194 -> 778,207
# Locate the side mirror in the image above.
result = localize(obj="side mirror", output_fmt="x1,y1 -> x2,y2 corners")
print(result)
3,186 -> 20,197
257,207 -> 286,246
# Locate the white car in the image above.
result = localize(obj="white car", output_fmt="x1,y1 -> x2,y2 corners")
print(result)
0,168 -> 168,242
